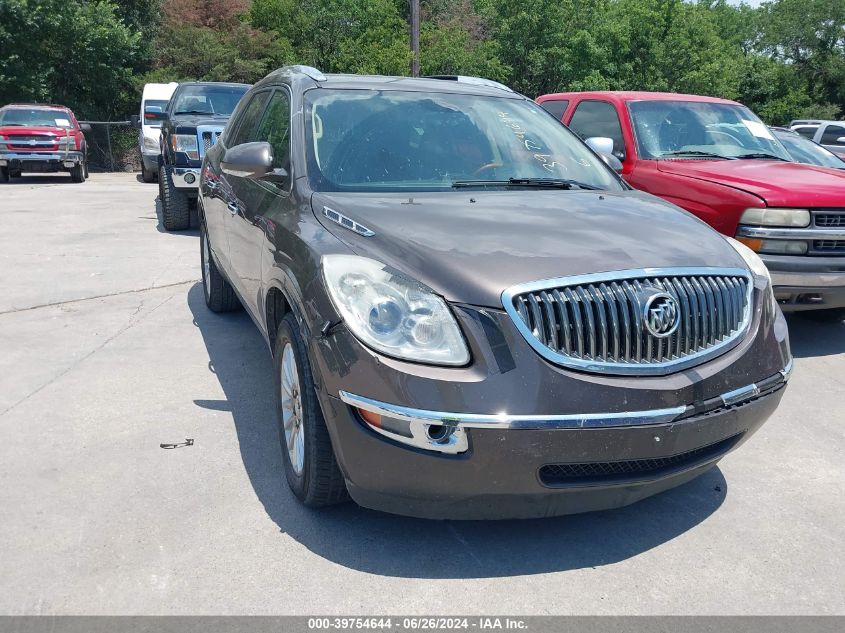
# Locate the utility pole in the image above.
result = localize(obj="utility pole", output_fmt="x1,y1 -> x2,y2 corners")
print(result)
410,0 -> 420,77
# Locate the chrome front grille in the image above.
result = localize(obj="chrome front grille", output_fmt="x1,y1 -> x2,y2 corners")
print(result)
503,268 -> 753,375
201,131 -> 218,151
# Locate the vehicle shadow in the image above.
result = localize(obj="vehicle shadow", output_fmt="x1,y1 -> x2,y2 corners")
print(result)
785,313 -> 845,358
5,174 -> 73,185
187,283 -> 727,578
155,194 -> 199,235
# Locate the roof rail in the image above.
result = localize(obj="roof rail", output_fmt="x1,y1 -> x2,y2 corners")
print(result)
423,75 -> 514,93
286,65 -> 327,82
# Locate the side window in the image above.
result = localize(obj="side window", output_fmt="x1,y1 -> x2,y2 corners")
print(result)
821,125 -> 845,146
227,91 -> 272,147
794,126 -> 818,140
254,90 -> 291,172
568,100 -> 625,159
539,99 -> 569,121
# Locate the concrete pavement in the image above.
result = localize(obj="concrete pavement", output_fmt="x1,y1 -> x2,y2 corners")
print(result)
0,173 -> 843,614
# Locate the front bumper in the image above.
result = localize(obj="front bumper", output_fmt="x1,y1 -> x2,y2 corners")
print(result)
309,286 -> 792,519
322,368 -> 788,519
0,151 -> 83,170
762,254 -> 845,311
172,166 -> 200,190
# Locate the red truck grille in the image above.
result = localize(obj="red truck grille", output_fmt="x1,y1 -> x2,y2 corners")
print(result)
5,134 -> 59,150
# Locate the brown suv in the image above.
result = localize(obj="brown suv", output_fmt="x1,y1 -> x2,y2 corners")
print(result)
197,66 -> 792,519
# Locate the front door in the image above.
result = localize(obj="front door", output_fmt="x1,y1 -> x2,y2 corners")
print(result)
226,88 -> 293,317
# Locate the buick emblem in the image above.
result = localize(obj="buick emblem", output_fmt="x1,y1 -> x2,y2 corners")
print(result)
643,292 -> 680,338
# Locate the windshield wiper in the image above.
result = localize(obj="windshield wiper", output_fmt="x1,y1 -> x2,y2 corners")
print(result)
174,110 -> 215,116
735,152 -> 788,161
452,177 -> 601,190
1,123 -> 26,126
659,150 -> 736,160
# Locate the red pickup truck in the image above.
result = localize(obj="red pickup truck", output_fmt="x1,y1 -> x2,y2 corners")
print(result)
0,103 -> 91,183
536,91 -> 845,320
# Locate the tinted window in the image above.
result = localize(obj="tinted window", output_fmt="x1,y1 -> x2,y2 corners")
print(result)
171,84 -> 249,117
304,90 -> 624,193
255,91 -> 291,171
793,125 -> 818,140
568,101 -> 625,159
227,91 -> 272,147
539,99 -> 569,121
628,100 -> 791,160
821,125 -> 845,146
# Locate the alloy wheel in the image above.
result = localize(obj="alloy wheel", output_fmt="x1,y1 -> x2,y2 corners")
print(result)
280,342 -> 305,475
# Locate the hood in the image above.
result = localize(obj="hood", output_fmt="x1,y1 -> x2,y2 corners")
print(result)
656,159 -> 845,207
0,125 -> 68,136
312,190 -> 747,308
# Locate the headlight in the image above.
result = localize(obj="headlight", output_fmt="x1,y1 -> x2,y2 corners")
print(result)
322,255 -> 470,366
58,136 -> 76,148
143,136 -> 159,152
740,208 -> 810,227
171,134 -> 199,160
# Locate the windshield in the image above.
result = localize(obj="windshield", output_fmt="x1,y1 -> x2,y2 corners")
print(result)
0,108 -> 73,128
171,85 -> 248,117
143,99 -> 169,125
775,131 -> 845,169
304,89 -> 624,192
628,100 -> 791,161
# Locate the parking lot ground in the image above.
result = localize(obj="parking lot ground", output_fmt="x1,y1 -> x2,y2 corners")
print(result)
0,173 -> 843,615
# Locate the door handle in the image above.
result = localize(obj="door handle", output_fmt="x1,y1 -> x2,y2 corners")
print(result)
227,202 -> 239,215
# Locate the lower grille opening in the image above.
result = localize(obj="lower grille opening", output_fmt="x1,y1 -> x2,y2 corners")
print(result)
538,433 -> 744,487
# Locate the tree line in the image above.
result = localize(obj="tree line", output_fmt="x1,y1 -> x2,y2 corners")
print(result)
1,0 -> 843,125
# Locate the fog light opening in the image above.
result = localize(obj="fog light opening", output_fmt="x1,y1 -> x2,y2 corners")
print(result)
425,424 -> 454,444
184,172 -> 196,184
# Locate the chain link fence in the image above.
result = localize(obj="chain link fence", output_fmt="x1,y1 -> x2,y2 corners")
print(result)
80,121 -> 140,172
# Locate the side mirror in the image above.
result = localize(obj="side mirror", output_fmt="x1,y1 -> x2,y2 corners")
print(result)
836,137 -> 845,144
585,137 -> 623,173
129,114 -> 140,129
221,141 -> 287,183
144,106 -> 166,123
79,123 -> 92,134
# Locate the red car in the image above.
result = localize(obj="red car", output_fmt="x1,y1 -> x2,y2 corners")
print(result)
0,103 -> 91,183
536,91 -> 845,319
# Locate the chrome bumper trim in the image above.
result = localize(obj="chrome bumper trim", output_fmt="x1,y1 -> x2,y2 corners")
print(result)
769,269 -> 845,288
339,363 -> 792,434
737,226 -> 845,240
0,151 -> 82,162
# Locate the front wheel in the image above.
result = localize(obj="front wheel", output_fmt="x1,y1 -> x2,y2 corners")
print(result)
141,162 -> 156,183
274,313 -> 348,508
70,162 -> 84,183
160,165 -> 190,230
0,166 -> 8,183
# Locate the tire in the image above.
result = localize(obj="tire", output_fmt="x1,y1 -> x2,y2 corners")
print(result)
70,162 -> 84,183
160,164 -> 190,230
10,169 -> 22,178
200,222 -> 241,313
141,162 -> 156,183
83,159 -> 89,179
274,312 -> 348,508
801,308 -> 845,323
0,166 -> 8,183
